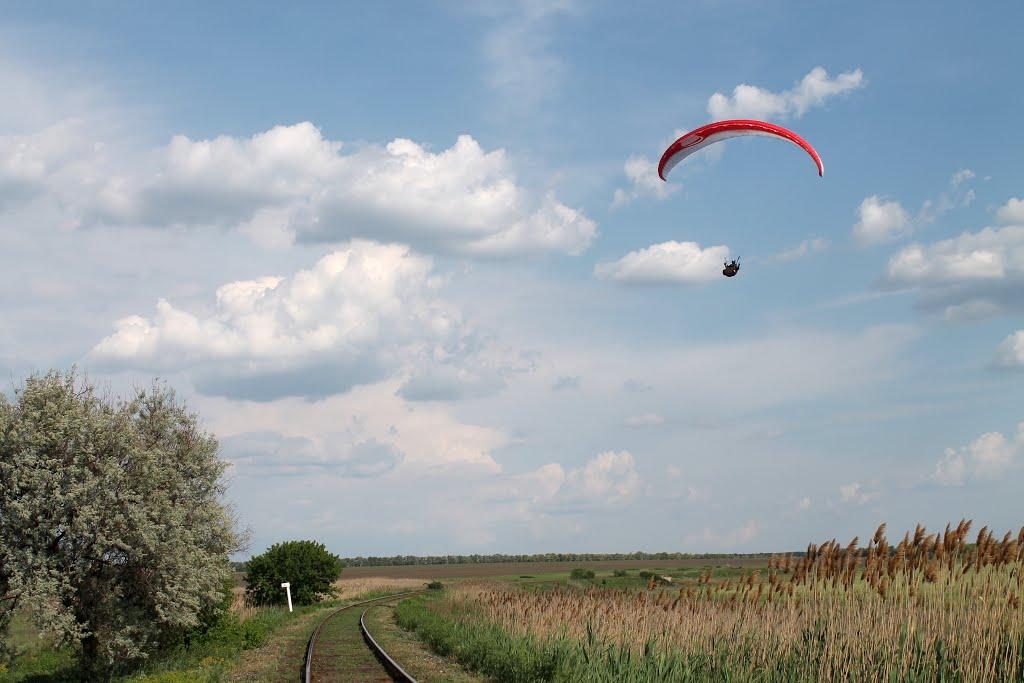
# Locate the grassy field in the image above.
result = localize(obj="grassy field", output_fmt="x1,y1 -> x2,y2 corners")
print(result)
332,557 -> 769,580
0,612 -> 75,682
363,603 -> 485,682
394,521 -> 1024,682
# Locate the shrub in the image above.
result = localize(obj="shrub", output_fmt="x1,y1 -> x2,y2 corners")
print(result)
569,568 -> 595,580
612,569 -> 628,577
245,540 -> 342,606
638,570 -> 654,579
426,581 -> 444,590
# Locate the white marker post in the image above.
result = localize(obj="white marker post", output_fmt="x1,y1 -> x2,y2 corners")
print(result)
281,582 -> 293,612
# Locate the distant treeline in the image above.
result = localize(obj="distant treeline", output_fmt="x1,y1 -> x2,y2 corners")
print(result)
230,552 -> 784,571
232,545 -> 969,571
338,552 -> 770,567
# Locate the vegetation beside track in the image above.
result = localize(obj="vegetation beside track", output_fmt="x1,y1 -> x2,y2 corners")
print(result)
395,521 -> 1024,682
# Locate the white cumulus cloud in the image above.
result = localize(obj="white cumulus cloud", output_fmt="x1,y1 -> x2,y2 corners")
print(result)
595,241 -> 729,285
565,450 -> 642,504
879,223 -> 1024,318
612,155 -> 677,206
497,450 -> 643,510
203,380 -> 507,473
994,330 -> 1024,368
855,171 -> 977,248
0,121 -> 596,257
996,198 -> 1024,225
932,424 -> 1023,485
707,67 -> 864,120
853,195 -> 912,245
839,481 -> 879,505
884,233 -> 1009,282
89,240 -> 491,400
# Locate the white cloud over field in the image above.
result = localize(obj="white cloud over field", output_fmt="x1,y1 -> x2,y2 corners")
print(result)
90,240 -> 512,400
933,423 -> 1023,485
0,122 -> 596,257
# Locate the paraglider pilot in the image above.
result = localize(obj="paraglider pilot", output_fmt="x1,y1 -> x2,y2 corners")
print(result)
722,257 -> 740,278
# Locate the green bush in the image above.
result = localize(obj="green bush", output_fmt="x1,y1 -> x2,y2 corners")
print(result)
613,569 -> 628,577
569,568 -> 595,580
426,581 -> 444,590
638,570 -> 654,579
245,540 -> 342,606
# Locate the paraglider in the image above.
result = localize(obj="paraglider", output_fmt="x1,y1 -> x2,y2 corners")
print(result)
658,119 -> 824,181
657,120 -> 823,278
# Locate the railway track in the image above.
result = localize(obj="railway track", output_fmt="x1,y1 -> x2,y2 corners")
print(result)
304,590 -> 423,683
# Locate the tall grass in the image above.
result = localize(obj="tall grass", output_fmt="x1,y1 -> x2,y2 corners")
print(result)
398,520 -> 1024,682
332,577 -> 427,598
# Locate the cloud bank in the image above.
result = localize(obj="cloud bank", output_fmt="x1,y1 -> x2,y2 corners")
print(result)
0,122 -> 597,257
90,241 -> 491,400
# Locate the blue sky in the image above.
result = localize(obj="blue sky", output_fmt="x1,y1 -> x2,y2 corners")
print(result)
1,1 -> 1022,558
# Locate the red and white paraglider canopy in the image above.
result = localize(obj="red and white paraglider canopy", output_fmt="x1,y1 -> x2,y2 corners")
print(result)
658,119 -> 824,181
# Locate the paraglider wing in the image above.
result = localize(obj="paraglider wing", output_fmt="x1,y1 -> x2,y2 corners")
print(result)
658,119 -> 824,181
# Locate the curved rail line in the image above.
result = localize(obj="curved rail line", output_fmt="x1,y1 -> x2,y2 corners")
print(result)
360,604 -> 418,682
303,590 -> 423,683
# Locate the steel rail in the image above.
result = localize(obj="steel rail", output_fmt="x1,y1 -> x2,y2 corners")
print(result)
303,590 -> 423,683
360,603 -> 418,682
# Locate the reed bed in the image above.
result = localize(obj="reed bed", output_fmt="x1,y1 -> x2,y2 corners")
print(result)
403,521 -> 1024,682
227,586 -> 260,623
331,576 -> 427,597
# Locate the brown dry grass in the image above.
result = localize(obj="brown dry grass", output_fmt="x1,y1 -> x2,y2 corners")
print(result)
331,576 -> 427,597
227,586 -> 261,624
226,577 -> 425,623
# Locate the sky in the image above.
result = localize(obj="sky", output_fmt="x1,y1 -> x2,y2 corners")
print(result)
1,1 -> 1022,558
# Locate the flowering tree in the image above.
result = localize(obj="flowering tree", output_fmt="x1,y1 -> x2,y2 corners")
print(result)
0,370 -> 243,676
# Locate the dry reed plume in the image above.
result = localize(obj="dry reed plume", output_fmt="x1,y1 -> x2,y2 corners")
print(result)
433,520 -> 1024,682
331,576 -> 427,597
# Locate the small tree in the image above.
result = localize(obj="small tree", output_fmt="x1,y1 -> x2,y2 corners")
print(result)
570,568 -> 595,580
0,370 -> 242,676
246,541 -> 342,606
